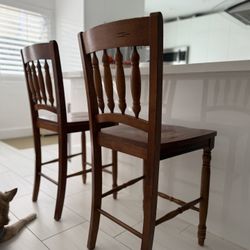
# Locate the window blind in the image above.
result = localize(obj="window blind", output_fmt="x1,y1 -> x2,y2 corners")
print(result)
0,4 -> 50,74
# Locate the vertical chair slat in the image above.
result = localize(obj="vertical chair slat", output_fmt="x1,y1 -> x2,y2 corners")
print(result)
37,60 -> 47,104
26,64 -> 36,103
31,61 -> 42,103
115,48 -> 126,114
44,60 -> 54,106
102,49 -> 114,113
92,52 -> 105,113
131,46 -> 141,118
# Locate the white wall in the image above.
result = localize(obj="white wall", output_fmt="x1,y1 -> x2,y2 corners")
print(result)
84,0 -> 145,29
0,0 -> 54,12
55,0 -> 83,72
55,0 -> 145,72
0,76 -> 31,139
164,12 -> 250,63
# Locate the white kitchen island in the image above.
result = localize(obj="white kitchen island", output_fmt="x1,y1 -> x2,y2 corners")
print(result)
64,60 -> 250,250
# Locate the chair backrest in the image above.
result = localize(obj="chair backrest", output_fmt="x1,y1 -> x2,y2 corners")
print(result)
78,12 -> 163,155
21,41 -> 67,127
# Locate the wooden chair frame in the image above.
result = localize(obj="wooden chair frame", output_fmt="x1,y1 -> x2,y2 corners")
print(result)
79,12 -> 216,250
21,41 -> 118,221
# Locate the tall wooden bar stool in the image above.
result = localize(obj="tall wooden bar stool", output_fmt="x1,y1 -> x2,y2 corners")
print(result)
21,41 -> 118,221
79,12 -> 217,250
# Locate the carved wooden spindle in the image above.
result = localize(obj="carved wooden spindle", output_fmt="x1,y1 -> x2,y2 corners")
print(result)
131,46 -> 141,118
44,60 -> 54,106
92,52 -> 105,113
102,49 -> 114,113
31,61 -> 42,103
37,60 -> 47,104
115,48 -> 126,114
26,64 -> 36,103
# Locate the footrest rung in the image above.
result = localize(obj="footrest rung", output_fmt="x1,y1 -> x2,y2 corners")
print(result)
155,197 -> 201,226
40,173 -> 58,185
103,169 -> 112,174
158,192 -> 200,212
102,175 -> 144,198
67,168 -> 92,178
99,209 -> 142,238
42,152 -> 82,166
102,163 -> 113,168
68,152 -> 82,159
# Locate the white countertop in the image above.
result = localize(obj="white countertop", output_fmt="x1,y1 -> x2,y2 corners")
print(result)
63,60 -> 250,79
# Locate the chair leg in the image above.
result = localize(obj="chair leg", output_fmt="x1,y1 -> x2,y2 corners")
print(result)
198,148 -> 211,246
87,145 -> 102,250
141,160 -> 159,250
54,133 -> 68,221
67,134 -> 71,162
112,150 -> 118,199
81,132 -> 87,184
143,161 -> 146,211
32,128 -> 41,202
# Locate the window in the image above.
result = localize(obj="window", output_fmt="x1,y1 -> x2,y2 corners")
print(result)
0,4 -> 50,74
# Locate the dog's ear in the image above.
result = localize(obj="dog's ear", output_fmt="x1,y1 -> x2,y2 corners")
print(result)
4,188 -> 18,202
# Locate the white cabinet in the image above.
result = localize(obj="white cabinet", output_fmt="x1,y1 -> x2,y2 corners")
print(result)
164,12 -> 250,63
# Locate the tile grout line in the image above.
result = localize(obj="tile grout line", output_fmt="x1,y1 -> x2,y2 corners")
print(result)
41,221 -> 88,242
9,211 -> 50,250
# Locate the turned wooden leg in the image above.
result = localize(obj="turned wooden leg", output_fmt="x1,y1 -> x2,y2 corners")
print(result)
67,134 -> 71,162
198,148 -> 211,246
54,133 -> 67,221
32,128 -> 41,202
87,145 -> 102,249
81,132 -> 87,184
112,150 -> 118,199
141,160 -> 159,250
143,160 -> 146,211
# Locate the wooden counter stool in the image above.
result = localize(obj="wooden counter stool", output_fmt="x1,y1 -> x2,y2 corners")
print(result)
21,41 -> 118,221
79,12 -> 217,250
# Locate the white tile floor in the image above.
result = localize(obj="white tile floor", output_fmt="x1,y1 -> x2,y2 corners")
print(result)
0,141 -> 247,250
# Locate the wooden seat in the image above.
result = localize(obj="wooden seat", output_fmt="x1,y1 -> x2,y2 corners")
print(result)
99,124 -> 216,160
78,12 -> 217,250
21,41 -> 118,221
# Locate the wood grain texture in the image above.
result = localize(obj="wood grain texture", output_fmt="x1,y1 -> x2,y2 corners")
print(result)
83,16 -> 150,53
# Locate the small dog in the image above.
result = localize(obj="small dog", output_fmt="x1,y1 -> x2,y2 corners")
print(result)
0,188 -> 36,243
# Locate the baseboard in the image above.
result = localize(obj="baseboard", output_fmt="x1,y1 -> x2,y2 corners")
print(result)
0,127 -> 33,140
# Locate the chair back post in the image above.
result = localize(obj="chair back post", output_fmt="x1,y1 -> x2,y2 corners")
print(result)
147,12 -> 163,165
78,33 -> 100,142
49,41 -> 67,127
